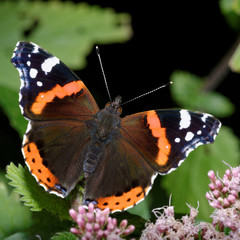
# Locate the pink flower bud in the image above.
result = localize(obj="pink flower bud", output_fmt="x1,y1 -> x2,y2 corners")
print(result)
221,186 -> 229,194
77,218 -> 86,230
85,231 -> 93,239
112,217 -> 117,227
78,206 -> 86,215
98,215 -> 106,226
120,219 -> 128,228
85,222 -> 93,233
96,229 -> 104,238
86,212 -> 94,223
208,183 -> 215,191
88,203 -> 95,213
103,229 -> 109,237
209,200 -> 222,209
231,168 -> 240,178
230,190 -> 238,198
123,225 -> 135,235
208,170 -> 216,181
222,177 -> 230,186
70,227 -> 81,235
213,190 -> 221,198
107,222 -> 114,231
102,207 -> 110,216
223,198 -> 230,207
215,179 -> 223,190
69,209 -> 77,221
93,223 -> 100,231
225,169 -> 232,179
227,194 -> 236,204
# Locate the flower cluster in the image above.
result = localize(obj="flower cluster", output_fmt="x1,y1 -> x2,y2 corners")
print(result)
139,164 -> 240,239
140,204 -> 201,239
69,164 -> 240,239
206,165 -> 239,209
69,203 -> 135,240
206,165 -> 240,238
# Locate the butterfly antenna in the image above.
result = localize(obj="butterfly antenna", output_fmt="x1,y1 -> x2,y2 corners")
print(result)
122,81 -> 173,105
96,46 -> 112,102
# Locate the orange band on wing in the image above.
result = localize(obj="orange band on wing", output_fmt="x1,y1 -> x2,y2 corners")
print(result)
146,110 -> 171,166
31,80 -> 84,114
96,185 -> 150,212
23,139 -> 59,191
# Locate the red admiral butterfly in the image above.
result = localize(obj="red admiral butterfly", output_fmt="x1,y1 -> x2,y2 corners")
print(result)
11,41 -> 221,212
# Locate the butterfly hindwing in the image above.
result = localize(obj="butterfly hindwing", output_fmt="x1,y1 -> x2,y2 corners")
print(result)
84,133 -> 156,211
23,120 -> 92,197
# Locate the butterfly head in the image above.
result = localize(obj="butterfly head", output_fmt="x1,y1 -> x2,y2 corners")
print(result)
105,96 -> 122,116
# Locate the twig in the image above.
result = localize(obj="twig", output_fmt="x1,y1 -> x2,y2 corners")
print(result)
203,35 -> 240,92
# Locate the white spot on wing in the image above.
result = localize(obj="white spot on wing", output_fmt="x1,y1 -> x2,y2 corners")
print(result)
197,130 -> 202,135
179,110 -> 191,130
37,81 -> 43,87
201,113 -> 211,122
41,56 -> 60,75
29,68 -> 38,78
32,43 -> 39,53
185,131 -> 194,141
175,137 -> 181,143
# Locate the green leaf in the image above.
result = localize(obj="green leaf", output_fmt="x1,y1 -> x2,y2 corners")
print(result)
112,211 -> 146,239
219,0 -> 240,30
0,85 -> 27,136
229,42 -> 240,72
51,232 -> 77,240
6,163 -> 73,219
4,232 -> 31,240
28,211 -> 72,240
170,71 -> 234,117
0,173 -> 32,239
127,191 -> 152,220
161,126 -> 240,221
0,0 -> 132,135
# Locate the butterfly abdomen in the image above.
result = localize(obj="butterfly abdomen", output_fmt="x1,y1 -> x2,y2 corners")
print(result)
84,141 -> 104,176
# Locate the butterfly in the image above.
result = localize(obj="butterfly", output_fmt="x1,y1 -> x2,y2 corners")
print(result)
11,41 -> 221,212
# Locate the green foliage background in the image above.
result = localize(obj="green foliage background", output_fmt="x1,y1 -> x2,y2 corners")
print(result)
0,0 -> 239,239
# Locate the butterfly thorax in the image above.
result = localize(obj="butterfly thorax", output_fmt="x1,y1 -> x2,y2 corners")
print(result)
84,96 -> 122,177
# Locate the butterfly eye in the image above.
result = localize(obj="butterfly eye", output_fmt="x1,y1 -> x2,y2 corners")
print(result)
117,106 -> 122,114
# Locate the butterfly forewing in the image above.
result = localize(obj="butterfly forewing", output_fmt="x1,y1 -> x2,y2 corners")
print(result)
11,41 -> 99,121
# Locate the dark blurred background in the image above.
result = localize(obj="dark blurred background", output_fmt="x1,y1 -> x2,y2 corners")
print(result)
1,0 -> 239,167
79,0 -> 239,135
